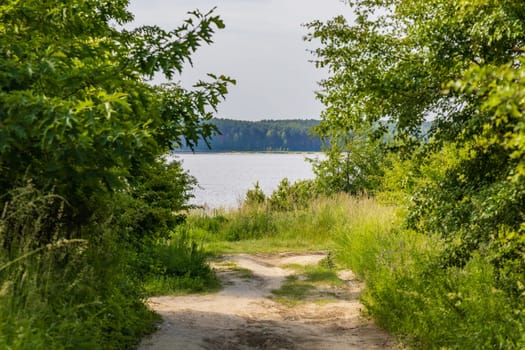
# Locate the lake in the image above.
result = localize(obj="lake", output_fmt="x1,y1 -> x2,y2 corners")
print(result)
168,153 -> 321,209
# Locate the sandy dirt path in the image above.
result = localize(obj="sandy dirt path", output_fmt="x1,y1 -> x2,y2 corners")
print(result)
138,252 -> 397,350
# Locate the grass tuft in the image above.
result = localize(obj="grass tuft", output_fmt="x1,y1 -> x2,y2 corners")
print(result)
271,278 -> 315,306
271,259 -> 345,306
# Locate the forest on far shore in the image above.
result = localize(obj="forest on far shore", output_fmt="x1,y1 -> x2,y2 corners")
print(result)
178,118 -> 323,152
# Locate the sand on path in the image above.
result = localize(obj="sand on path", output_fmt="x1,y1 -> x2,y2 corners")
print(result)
139,252 -> 398,350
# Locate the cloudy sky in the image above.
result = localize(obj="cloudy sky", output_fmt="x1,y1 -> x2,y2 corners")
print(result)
127,0 -> 353,120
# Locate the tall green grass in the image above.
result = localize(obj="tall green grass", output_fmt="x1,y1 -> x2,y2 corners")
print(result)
0,187 -> 158,349
186,193 -> 383,253
142,227 -> 220,296
334,200 -> 525,349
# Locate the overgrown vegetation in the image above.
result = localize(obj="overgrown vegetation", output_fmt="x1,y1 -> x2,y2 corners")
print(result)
0,1 -> 231,348
0,186 -> 159,349
142,228 -> 219,296
301,0 -> 525,348
333,208 -> 525,349
185,180 -> 393,254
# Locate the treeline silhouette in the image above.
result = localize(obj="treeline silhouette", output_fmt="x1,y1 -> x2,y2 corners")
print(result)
181,118 -> 323,152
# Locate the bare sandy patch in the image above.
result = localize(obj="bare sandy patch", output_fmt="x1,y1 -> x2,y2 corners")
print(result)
139,253 -> 398,350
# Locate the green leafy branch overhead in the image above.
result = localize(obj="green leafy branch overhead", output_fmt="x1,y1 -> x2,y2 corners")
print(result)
0,0 -> 234,233
306,0 -> 525,147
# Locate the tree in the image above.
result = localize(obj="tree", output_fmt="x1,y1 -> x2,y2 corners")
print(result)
306,0 -> 525,292
0,0 -> 234,240
306,1 -> 525,145
0,2 -> 233,347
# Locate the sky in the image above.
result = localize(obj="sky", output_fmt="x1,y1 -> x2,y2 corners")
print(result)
127,0 -> 353,121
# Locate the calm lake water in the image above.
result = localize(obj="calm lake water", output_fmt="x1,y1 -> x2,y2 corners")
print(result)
168,153 -> 321,209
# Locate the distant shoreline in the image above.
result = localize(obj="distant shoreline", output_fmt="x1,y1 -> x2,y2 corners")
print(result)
178,118 -> 323,153
170,151 -> 324,155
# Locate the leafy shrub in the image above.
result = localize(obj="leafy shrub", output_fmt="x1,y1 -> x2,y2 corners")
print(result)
309,129 -> 385,196
244,181 -> 266,206
243,178 -> 319,212
268,178 -> 318,211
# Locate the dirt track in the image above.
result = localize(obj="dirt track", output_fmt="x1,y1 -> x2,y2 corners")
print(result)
138,253 -> 397,350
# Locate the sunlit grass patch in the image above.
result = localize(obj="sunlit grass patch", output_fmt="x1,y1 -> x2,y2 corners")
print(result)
303,265 -> 343,286
213,260 -> 254,279
271,276 -> 316,306
281,263 -> 304,271
187,194 -> 393,255
271,278 -> 341,306
271,260 -> 345,306
281,263 -> 343,286
143,227 -> 221,296
205,237 -> 335,255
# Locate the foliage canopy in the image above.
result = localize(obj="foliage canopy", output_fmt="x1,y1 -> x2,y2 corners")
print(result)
0,0 -> 234,232
307,0 -> 525,291
0,1 -> 232,348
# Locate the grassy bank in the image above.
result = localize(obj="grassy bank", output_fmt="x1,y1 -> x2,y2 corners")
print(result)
184,194 -> 396,254
177,191 -> 525,349
337,219 -> 525,349
8,186 -> 519,349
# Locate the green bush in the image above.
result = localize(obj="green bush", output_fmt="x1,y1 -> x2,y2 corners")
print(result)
242,178 -> 319,212
244,181 -> 266,206
268,178 -> 318,211
309,129 -> 385,196
143,226 -> 219,296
